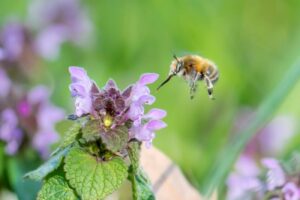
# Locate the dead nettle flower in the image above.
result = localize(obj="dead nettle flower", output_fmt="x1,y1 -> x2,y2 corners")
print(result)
0,22 -> 37,73
262,158 -> 300,200
28,0 -> 93,60
226,110 -> 297,200
69,66 -> 167,147
233,109 -> 296,158
226,155 -> 263,200
0,86 -> 64,158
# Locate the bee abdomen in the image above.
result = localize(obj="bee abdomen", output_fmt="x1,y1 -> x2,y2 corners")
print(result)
206,66 -> 219,84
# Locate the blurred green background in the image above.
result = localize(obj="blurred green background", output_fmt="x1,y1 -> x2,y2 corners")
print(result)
1,0 -> 300,193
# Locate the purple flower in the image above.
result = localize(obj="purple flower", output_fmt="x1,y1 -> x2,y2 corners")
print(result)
0,109 -> 23,155
258,116 -> 296,156
28,86 -> 65,158
283,182 -> 300,200
127,73 -> 158,121
68,67 -> 166,147
69,66 -> 93,116
0,22 -> 25,62
0,68 -> 11,98
226,155 -> 262,200
233,109 -> 296,158
29,0 -> 92,60
130,109 -> 167,148
262,158 -> 286,190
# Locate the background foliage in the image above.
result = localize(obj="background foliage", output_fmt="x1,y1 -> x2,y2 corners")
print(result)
1,0 -> 300,195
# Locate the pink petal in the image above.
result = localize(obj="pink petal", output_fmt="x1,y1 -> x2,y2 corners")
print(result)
69,66 -> 87,81
137,95 -> 155,105
144,108 -> 167,120
146,120 -> 167,131
283,182 -> 300,200
138,73 -> 159,86
262,158 -> 285,190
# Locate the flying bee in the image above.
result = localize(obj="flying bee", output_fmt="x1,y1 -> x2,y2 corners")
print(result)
157,54 -> 219,99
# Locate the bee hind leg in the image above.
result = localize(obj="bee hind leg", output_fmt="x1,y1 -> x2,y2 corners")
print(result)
204,75 -> 215,100
189,72 -> 201,99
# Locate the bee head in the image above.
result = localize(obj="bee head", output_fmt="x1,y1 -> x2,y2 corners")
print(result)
157,54 -> 183,91
170,54 -> 184,76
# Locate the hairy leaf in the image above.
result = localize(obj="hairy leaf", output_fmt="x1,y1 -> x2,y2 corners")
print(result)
81,120 -> 101,142
64,147 -> 128,200
60,123 -> 82,149
100,125 -> 129,153
37,174 -> 78,200
24,146 -> 71,181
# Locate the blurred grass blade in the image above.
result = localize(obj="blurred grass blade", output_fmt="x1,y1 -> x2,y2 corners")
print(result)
203,59 -> 300,195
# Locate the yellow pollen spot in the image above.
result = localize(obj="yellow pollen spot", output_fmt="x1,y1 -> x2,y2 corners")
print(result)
103,115 -> 113,128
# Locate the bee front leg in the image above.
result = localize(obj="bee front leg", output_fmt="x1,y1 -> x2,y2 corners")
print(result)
204,75 -> 215,100
190,72 -> 201,99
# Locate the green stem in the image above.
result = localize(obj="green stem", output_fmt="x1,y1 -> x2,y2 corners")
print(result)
203,59 -> 300,196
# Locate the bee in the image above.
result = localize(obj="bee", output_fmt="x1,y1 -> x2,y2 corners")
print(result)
157,54 -> 219,99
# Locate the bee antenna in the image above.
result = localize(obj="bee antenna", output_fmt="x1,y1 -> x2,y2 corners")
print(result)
173,54 -> 179,62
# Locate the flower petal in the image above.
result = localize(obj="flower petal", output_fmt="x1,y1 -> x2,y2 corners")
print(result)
69,66 -> 88,82
137,95 -> 155,105
138,73 -> 159,86
69,83 -> 86,97
262,158 -> 285,190
144,108 -> 167,120
146,120 -> 167,131
283,182 -> 300,200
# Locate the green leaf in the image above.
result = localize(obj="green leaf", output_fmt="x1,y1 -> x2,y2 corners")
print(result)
64,147 -> 128,200
129,168 -> 155,200
24,146 -> 71,181
37,174 -> 78,200
100,125 -> 129,153
60,122 -> 82,149
51,122 -> 81,157
204,59 -> 300,195
0,142 -> 4,181
82,120 -> 101,142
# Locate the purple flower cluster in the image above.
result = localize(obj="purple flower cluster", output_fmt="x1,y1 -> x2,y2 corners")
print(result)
69,67 -> 167,147
0,82 -> 64,157
227,110 -> 297,200
0,22 -> 37,74
28,0 -> 92,60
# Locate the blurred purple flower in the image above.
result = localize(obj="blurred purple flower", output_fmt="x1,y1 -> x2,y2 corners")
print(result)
28,86 -> 65,158
0,22 -> 25,62
262,158 -> 286,190
258,116 -> 296,156
68,67 -> 166,146
283,183 -> 300,200
233,109 -> 296,157
29,0 -> 93,60
226,155 -> 262,200
1,86 -> 64,158
69,66 -> 93,116
0,109 -> 23,155
0,68 -> 11,98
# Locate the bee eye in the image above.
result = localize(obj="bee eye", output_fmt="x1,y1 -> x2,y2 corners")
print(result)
176,61 -> 183,73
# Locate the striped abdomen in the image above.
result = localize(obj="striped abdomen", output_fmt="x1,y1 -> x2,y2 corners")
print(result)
206,65 -> 219,84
